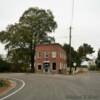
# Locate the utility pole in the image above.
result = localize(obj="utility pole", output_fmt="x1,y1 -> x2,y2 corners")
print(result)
69,0 -> 74,74
69,26 -> 72,74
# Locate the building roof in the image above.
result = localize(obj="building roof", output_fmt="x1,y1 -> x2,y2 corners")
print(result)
36,43 -> 64,49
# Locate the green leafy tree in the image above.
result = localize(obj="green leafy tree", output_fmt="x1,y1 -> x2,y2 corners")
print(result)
77,43 -> 94,61
0,7 -> 57,72
95,49 -> 100,69
7,48 -> 30,72
63,44 -> 81,69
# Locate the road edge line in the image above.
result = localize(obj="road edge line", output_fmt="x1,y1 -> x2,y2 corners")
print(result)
0,78 -> 25,100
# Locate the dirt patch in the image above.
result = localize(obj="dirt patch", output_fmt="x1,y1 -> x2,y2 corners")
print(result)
0,79 -> 16,96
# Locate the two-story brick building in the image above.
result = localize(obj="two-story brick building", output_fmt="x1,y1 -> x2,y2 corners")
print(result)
35,43 -> 67,73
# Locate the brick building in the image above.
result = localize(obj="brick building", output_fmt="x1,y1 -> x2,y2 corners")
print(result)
35,43 -> 67,73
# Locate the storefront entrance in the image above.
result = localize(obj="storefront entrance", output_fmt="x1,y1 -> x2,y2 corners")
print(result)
43,63 -> 50,73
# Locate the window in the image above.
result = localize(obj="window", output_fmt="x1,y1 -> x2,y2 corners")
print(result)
44,51 -> 48,58
60,52 -> 62,58
37,52 -> 41,58
38,65 -> 42,70
52,63 -> 56,70
52,51 -> 56,58
60,52 -> 66,59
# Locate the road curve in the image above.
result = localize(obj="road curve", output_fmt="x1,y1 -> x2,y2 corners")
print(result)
0,78 -> 25,100
0,72 -> 100,100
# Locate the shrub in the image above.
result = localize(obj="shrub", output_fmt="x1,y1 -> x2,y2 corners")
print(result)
0,60 -> 11,72
0,79 -> 6,87
89,65 -> 96,71
81,65 -> 88,68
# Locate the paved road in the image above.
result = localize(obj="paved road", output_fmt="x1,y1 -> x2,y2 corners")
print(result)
0,72 -> 100,100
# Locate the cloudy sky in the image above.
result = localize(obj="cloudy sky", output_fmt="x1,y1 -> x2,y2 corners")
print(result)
0,0 -> 100,56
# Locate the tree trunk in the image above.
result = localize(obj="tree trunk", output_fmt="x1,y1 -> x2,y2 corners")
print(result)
30,40 -> 36,72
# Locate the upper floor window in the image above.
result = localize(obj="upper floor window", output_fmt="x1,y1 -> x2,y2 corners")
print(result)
37,52 -> 41,58
44,51 -> 49,58
52,51 -> 57,58
60,52 -> 66,60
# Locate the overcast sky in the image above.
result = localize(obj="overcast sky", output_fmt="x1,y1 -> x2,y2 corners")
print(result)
0,0 -> 100,56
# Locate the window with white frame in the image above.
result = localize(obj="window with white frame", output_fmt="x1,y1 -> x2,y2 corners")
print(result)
52,51 -> 56,58
60,52 -> 66,59
37,52 -> 41,58
44,51 -> 48,58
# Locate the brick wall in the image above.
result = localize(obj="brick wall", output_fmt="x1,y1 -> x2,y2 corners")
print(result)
35,43 -> 67,74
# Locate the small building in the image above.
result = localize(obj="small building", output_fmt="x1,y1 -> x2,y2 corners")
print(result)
35,43 -> 67,73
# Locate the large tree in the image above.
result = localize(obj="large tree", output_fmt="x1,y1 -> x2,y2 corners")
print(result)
77,43 -> 94,61
0,7 -> 57,72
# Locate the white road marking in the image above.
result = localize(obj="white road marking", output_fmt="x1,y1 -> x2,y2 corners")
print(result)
0,78 -> 25,100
